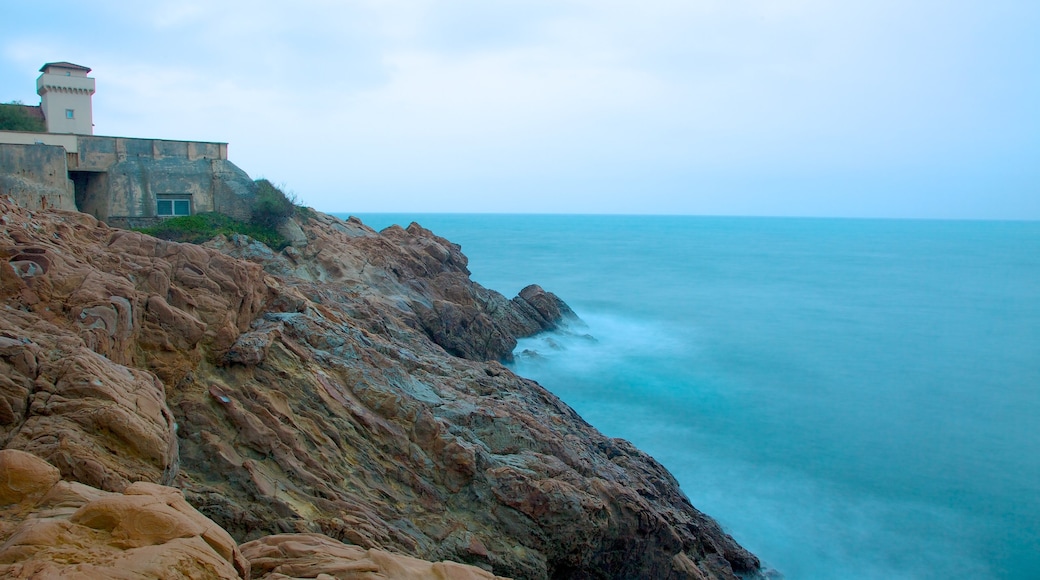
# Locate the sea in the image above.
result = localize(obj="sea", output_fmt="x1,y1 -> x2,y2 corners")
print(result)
345,213 -> 1040,580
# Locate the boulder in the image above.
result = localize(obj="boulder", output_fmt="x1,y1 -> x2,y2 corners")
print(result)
241,533 -> 509,579
0,449 -> 247,579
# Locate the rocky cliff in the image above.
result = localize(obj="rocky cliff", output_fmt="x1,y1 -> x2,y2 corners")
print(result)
0,197 -> 759,579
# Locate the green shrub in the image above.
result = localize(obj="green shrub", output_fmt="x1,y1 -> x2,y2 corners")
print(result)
0,102 -> 46,132
252,179 -> 295,228
136,212 -> 289,250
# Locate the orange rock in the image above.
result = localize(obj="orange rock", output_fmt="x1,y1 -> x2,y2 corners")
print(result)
0,450 -> 248,579
0,449 -> 60,506
240,533 -> 510,580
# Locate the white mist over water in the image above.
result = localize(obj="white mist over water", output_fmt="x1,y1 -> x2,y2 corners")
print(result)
512,312 -> 994,579
350,213 -> 1040,579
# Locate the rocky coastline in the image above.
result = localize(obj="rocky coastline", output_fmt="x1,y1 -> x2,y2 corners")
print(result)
0,196 -> 760,579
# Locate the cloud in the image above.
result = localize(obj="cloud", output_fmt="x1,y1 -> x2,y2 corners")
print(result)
2,0 -> 1038,216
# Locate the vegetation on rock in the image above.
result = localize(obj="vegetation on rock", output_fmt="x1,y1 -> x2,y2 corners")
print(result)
251,178 -> 296,228
135,180 -> 302,250
135,212 -> 290,250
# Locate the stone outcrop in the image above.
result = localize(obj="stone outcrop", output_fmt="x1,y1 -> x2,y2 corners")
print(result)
0,449 -> 246,579
241,533 -> 509,579
1,204 -> 266,493
209,216 -> 576,362
0,196 -> 759,579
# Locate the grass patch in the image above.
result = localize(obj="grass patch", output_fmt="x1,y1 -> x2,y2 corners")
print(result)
136,212 -> 289,250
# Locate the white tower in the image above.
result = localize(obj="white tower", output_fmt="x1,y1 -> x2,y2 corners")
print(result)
37,62 -> 95,135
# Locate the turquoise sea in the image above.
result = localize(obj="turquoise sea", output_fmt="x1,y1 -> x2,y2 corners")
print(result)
347,214 -> 1040,579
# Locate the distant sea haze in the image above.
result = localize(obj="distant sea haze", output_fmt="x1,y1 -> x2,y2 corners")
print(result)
348,213 -> 1040,580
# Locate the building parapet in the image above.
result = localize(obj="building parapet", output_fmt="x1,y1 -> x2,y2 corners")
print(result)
37,74 -> 95,95
0,131 -> 79,153
76,136 -> 228,172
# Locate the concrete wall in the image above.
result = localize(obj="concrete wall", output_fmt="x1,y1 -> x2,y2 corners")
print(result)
210,160 -> 256,221
0,142 -> 76,211
72,135 -> 250,225
100,157 -> 255,223
76,136 -> 226,171
0,134 -> 253,225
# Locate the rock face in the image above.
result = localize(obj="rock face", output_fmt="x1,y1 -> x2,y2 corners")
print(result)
209,218 -> 576,362
0,205 -> 265,493
0,449 -> 246,579
0,197 -> 759,579
241,533 -> 510,579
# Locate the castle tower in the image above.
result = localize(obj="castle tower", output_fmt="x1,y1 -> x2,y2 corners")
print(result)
37,62 -> 95,135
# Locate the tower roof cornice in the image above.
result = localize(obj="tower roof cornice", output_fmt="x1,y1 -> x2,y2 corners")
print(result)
39,62 -> 91,73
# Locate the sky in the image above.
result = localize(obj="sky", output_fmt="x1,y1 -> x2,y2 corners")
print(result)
2,1 -> 1038,219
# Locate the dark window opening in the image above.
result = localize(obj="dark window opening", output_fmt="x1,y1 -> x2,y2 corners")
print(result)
157,195 -> 192,217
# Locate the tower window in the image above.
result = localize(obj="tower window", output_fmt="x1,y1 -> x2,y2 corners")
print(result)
65,109 -> 74,119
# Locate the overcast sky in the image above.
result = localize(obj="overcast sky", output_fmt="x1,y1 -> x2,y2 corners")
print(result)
2,1 -> 1037,218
